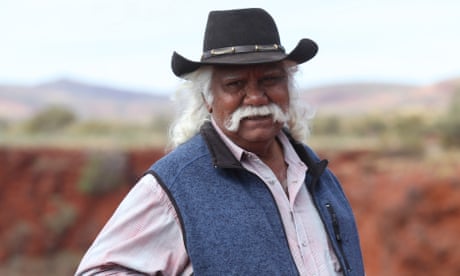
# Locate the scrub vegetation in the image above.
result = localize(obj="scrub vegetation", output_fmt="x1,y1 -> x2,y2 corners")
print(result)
2,93 -> 460,156
1,105 -> 170,149
309,89 -> 460,155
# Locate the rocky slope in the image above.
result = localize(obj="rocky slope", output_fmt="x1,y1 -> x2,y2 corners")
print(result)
0,147 -> 459,275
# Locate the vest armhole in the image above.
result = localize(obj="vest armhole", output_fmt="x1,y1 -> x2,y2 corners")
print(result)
144,170 -> 189,253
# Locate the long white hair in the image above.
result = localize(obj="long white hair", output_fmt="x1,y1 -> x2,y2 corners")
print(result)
168,63 -> 315,149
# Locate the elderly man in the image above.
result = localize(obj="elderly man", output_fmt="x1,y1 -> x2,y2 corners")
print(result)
76,8 -> 364,276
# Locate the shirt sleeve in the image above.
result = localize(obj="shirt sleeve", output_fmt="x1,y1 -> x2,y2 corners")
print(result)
75,174 -> 191,275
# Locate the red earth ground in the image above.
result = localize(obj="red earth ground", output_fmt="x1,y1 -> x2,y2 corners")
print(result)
0,147 -> 459,275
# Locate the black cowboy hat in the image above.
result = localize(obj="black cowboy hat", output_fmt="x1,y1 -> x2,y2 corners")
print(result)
171,8 -> 318,77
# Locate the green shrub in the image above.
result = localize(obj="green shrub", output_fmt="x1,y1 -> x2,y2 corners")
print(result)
72,120 -> 116,134
43,196 -> 77,236
151,116 -> 172,133
78,150 -> 127,196
4,221 -> 33,255
312,115 -> 343,135
391,113 -> 426,154
0,118 -> 9,132
352,115 -> 388,136
25,105 -> 76,133
439,88 -> 460,148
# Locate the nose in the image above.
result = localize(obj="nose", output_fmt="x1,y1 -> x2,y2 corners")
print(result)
243,81 -> 269,106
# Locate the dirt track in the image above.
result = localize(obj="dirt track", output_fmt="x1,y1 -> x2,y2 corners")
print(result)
0,147 -> 459,275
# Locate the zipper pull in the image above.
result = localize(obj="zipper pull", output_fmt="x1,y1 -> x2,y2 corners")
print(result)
326,203 -> 342,241
325,203 -> 352,272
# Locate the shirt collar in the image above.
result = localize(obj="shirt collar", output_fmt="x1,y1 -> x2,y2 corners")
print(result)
200,120 -> 328,181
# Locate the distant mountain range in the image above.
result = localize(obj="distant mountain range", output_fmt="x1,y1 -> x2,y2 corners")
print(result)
302,78 -> 459,116
1,77 -> 459,122
0,79 -> 173,122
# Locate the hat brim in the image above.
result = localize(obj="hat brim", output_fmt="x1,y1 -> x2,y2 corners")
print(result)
171,38 -> 318,77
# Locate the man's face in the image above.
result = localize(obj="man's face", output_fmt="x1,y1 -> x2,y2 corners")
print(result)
208,62 -> 290,149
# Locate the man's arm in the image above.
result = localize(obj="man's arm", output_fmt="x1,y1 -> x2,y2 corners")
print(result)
75,174 -> 191,275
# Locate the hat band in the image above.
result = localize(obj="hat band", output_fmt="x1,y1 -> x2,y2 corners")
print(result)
201,44 -> 285,60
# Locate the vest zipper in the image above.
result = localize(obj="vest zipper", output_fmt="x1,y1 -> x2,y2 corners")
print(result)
325,203 -> 351,273
306,161 -> 352,275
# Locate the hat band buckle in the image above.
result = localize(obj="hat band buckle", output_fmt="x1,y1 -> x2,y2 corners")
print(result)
201,44 -> 285,60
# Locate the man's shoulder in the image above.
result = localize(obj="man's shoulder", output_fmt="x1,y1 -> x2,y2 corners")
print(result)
148,134 -> 216,190
152,134 -> 210,169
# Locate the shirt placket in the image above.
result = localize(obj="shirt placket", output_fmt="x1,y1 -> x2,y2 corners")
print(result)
244,153 -> 311,274
288,163 -> 323,276
291,188 -> 323,276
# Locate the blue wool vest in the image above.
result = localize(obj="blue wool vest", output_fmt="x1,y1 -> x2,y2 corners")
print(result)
148,122 -> 365,276
150,134 -> 299,275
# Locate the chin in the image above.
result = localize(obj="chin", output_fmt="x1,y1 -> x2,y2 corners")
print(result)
237,126 -> 281,142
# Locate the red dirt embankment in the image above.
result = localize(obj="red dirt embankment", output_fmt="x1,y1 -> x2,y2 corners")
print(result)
0,147 -> 459,275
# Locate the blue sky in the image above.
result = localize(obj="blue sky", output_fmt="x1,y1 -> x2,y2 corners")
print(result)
1,0 -> 459,94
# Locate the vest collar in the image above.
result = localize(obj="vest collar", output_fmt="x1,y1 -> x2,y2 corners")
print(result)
282,129 -> 329,180
199,121 -> 328,179
200,122 -> 243,169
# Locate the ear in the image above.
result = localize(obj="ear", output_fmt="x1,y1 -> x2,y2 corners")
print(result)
201,93 -> 213,113
206,104 -> 213,113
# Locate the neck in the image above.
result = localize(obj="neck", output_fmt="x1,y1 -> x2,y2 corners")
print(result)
256,137 -> 284,163
257,138 -> 288,190
245,139 -> 278,158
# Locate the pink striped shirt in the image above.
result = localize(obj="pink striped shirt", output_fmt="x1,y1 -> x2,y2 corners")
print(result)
76,121 -> 342,275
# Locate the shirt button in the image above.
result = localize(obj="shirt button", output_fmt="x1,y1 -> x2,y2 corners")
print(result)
302,241 -> 308,247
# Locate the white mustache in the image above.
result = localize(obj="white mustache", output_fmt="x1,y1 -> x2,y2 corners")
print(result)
224,103 -> 289,132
